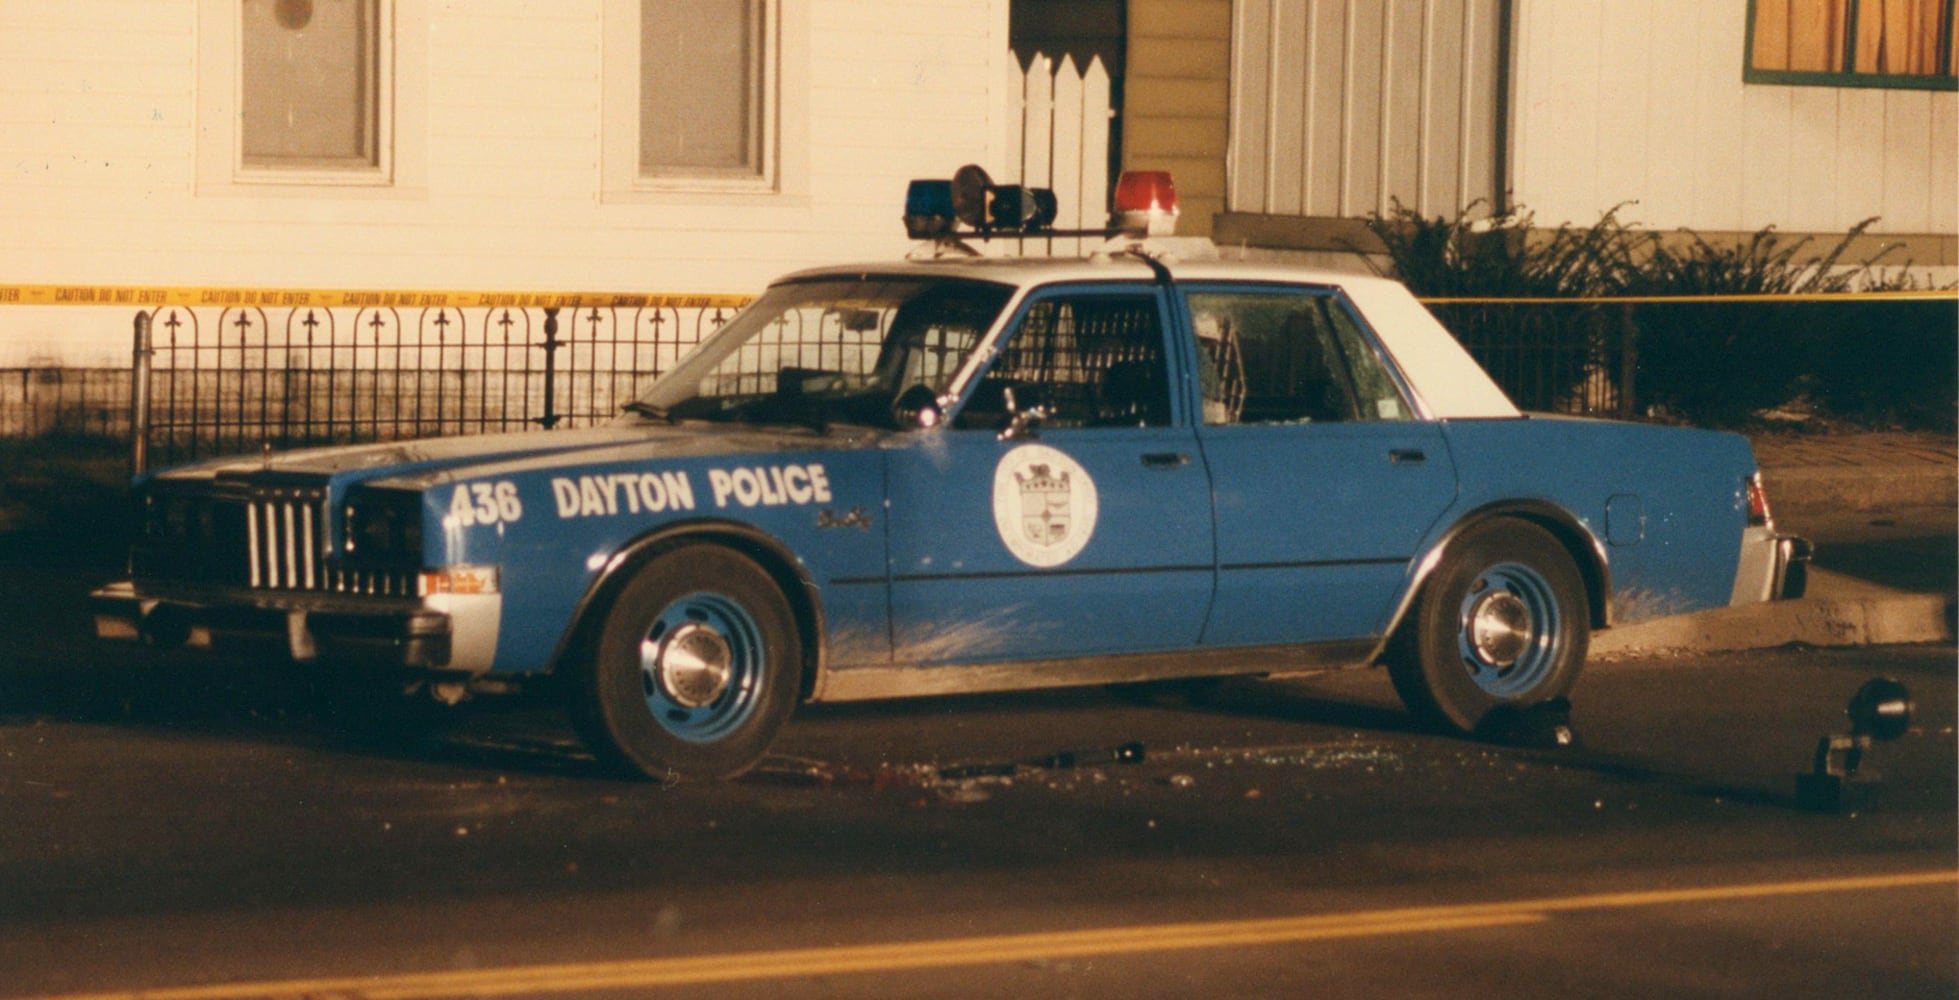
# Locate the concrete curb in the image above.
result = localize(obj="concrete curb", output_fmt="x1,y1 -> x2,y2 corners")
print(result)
1593,587 -> 1955,660
1763,465 -> 1956,515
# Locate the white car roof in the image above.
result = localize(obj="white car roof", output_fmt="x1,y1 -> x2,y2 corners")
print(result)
778,244 -> 1521,421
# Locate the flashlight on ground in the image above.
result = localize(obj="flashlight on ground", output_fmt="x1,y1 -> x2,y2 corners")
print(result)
1795,677 -> 1914,814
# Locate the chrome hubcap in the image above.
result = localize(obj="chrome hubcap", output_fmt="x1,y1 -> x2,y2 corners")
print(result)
645,622 -> 733,709
1467,588 -> 1532,668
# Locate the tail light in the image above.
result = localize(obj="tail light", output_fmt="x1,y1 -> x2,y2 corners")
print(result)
1746,474 -> 1773,527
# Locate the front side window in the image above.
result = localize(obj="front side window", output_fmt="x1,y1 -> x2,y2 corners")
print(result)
1188,290 -> 1411,426
1747,0 -> 1957,90
956,293 -> 1172,431
240,0 -> 385,170
632,278 -> 1013,429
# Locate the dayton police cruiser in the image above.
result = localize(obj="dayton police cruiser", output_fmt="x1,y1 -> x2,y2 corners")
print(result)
93,169 -> 1810,781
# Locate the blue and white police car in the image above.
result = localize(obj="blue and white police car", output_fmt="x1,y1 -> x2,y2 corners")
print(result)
92,170 -> 1810,780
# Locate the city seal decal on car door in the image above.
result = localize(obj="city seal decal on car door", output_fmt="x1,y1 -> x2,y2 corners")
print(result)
992,444 -> 1099,567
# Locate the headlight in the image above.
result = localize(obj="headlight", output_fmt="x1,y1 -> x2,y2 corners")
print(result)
342,492 -> 423,562
143,491 -> 217,542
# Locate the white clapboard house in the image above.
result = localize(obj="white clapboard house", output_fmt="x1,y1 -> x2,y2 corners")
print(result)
1,1 -> 1950,371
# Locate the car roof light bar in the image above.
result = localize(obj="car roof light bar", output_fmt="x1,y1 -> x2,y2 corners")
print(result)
903,164 -> 1179,247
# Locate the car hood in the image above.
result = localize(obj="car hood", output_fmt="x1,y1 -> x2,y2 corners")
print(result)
145,423 -> 881,492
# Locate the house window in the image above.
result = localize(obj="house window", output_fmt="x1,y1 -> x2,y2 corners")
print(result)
1747,0 -> 1957,90
640,0 -> 768,179
603,0 -> 792,196
199,0 -> 419,193
240,0 -> 383,169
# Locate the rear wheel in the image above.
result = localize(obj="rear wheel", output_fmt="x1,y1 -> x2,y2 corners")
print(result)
569,544 -> 801,781
1388,519 -> 1589,733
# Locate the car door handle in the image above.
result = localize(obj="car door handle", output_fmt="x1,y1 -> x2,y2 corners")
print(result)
1141,452 -> 1190,469
1389,449 -> 1427,465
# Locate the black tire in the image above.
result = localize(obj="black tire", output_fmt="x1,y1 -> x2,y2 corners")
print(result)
1387,519 -> 1589,734
568,544 -> 801,781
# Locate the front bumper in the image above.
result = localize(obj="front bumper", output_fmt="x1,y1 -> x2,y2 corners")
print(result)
1731,528 -> 1813,606
90,580 -> 475,670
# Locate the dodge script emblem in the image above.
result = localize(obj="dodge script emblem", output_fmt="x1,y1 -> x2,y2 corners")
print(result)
993,444 -> 1098,567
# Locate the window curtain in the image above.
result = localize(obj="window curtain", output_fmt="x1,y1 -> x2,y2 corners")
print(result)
1753,0 -> 1954,76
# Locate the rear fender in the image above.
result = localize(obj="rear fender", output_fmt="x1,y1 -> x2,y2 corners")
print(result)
1372,501 -> 1612,662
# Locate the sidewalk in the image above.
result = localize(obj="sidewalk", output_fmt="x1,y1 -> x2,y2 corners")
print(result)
1591,430 -> 1956,657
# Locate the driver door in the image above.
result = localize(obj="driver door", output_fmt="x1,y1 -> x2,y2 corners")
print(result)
882,286 -> 1215,665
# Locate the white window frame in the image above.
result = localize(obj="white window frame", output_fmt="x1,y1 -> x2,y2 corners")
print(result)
197,0 -> 428,196
601,0 -> 809,202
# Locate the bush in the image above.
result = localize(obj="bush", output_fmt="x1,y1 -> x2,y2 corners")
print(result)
1359,204 -> 1956,430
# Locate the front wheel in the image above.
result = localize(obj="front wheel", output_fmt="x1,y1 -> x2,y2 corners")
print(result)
569,544 -> 802,781
1387,519 -> 1589,734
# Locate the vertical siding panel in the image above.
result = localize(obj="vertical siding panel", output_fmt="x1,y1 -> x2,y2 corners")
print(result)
1380,0 -> 1425,216
1786,87 -> 1841,232
1529,0 -> 1602,222
1595,0 -> 1650,214
1230,0 -> 1274,212
1932,94 -> 1958,236
1421,0 -> 1467,216
1881,90 -> 1934,232
1269,0 -> 1308,214
1461,0 -> 1500,213
1836,87 -> 1887,228
1306,0 -> 1348,215
1741,85 -> 1794,229
1641,0 -> 1700,226
1692,0 -> 1746,230
1342,0 -> 1385,216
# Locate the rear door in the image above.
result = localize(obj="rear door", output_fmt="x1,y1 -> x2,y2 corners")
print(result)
1183,285 -> 1458,645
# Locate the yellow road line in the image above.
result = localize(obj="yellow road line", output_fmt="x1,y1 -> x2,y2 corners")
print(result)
18,870 -> 1956,1000
0,285 -> 753,311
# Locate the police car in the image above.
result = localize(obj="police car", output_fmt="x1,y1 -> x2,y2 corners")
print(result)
92,169 -> 1810,780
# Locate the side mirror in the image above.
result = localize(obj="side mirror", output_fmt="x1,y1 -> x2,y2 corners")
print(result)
891,384 -> 943,430
998,385 -> 1048,442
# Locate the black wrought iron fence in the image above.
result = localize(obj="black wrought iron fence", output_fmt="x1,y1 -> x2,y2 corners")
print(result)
132,302 -> 736,467
0,367 -> 132,440
7,294 -> 1948,466
1425,301 -> 1639,416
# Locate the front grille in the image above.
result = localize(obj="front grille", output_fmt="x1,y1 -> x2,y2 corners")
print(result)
139,479 -> 418,598
246,494 -> 322,590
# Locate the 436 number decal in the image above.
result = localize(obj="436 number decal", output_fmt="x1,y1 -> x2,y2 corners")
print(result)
447,482 -> 523,528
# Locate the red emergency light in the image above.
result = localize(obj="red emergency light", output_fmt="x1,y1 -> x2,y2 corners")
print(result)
1113,171 -> 1178,237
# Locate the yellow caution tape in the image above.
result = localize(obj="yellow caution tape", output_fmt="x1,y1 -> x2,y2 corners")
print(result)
0,284 -> 755,310
0,283 -> 1947,310
1423,290 -> 1956,305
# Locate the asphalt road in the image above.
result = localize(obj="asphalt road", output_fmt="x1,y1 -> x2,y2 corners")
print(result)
0,638 -> 1952,999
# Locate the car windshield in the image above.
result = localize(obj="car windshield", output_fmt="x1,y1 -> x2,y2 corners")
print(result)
624,276 -> 1015,430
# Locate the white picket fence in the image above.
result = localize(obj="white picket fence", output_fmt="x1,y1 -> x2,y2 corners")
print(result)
1004,53 -> 1114,256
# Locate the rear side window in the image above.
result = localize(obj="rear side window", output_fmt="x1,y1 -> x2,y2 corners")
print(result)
1187,290 -> 1411,425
